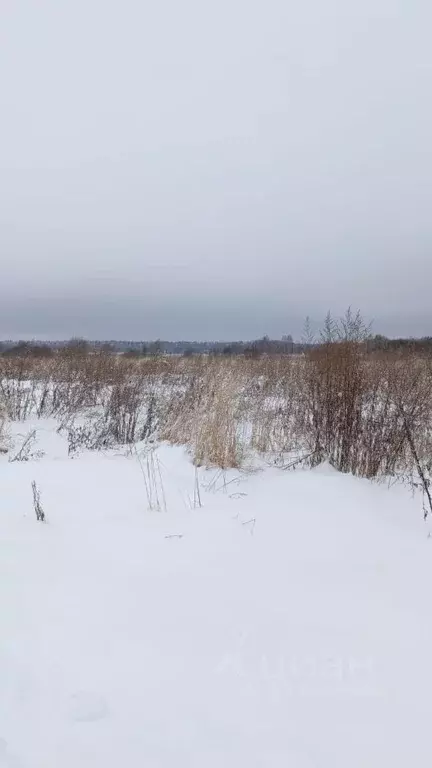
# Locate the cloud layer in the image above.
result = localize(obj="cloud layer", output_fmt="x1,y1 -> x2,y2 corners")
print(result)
1,0 -> 431,339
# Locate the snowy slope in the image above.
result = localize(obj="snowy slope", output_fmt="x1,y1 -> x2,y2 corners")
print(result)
1,420 -> 432,767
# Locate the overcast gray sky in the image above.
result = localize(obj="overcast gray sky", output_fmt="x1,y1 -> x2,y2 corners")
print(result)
1,0 -> 431,340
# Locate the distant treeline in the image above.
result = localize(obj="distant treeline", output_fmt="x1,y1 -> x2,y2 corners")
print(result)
365,335 -> 432,353
1,334 -> 432,358
0,337 -> 298,358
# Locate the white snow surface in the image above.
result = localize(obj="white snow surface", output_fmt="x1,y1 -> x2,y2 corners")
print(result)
1,419 -> 432,767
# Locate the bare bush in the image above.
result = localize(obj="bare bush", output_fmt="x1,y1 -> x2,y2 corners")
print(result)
9,430 -> 44,462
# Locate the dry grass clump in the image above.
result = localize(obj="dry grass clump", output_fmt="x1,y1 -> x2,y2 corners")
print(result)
193,364 -> 244,468
160,358 -> 245,467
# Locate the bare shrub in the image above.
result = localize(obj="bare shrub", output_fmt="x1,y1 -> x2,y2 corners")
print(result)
65,418 -> 115,456
298,310 -> 385,474
9,430 -> 44,462
0,358 -> 36,420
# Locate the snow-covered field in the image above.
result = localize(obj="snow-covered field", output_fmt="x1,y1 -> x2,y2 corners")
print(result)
1,419 -> 432,767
